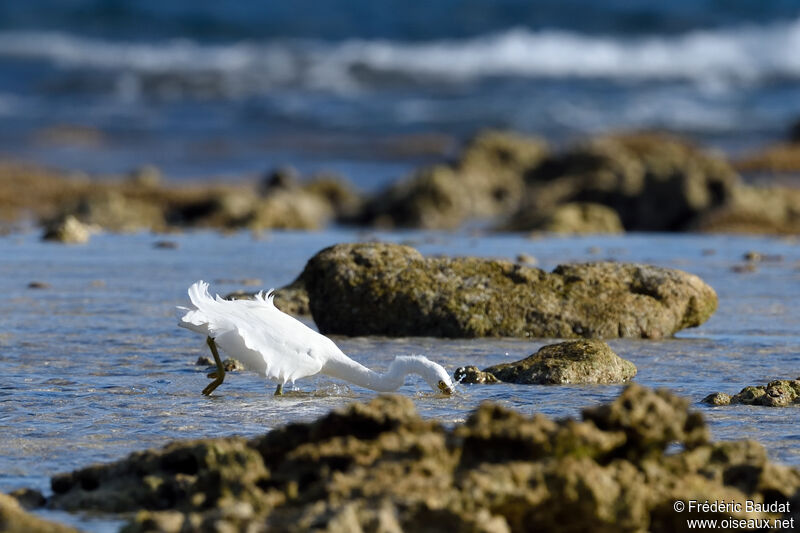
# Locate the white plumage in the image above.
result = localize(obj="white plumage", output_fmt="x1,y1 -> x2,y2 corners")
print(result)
179,281 -> 454,396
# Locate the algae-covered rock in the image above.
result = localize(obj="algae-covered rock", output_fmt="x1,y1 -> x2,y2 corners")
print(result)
701,392 -> 731,406
516,133 -> 739,231
72,190 -> 167,232
42,386 -> 799,533
583,383 -> 710,455
705,378 -> 800,407
0,493 -> 77,533
299,242 -> 717,338
693,185 -> 800,234
505,202 -> 624,234
482,340 -> 636,384
221,278 -> 310,317
354,130 -> 548,229
454,366 -> 500,384
41,215 -> 91,244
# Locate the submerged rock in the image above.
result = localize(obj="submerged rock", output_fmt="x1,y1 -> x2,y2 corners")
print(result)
299,242 -> 717,338
41,386 -> 800,533
483,340 -> 636,384
454,366 -> 500,384
705,378 -> 800,407
701,392 -> 732,406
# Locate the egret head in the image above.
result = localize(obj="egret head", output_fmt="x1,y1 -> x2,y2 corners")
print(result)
423,360 -> 454,395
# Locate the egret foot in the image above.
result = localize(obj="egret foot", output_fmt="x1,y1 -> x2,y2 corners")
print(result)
202,336 -> 226,396
274,383 -> 284,396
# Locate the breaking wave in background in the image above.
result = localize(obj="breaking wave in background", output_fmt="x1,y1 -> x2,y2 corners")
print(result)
1,17 -> 799,99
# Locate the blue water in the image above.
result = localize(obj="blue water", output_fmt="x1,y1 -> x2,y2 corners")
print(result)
0,230 -> 798,533
1,1 -> 799,185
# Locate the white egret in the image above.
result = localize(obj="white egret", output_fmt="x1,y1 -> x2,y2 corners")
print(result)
178,281 -> 454,396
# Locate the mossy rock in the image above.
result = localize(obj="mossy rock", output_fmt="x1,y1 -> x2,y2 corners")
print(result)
514,133 -> 740,231
41,386 -> 799,533
300,242 -> 717,338
454,365 -> 500,384
352,130 -> 548,229
482,340 -> 636,384
505,202 -> 625,234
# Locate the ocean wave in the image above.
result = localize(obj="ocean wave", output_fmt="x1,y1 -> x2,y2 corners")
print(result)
1,18 -> 799,96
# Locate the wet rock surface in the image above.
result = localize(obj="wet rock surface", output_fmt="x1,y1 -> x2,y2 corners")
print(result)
703,378 -> 800,407
39,386 -> 800,532
454,365 -> 501,384
481,340 -> 636,384
299,242 -> 717,338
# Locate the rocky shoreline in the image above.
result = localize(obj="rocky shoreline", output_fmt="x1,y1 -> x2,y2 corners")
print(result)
2,129 -> 799,240
6,385 -> 798,532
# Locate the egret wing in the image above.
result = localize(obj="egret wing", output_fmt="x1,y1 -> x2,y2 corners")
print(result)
180,282 -> 329,384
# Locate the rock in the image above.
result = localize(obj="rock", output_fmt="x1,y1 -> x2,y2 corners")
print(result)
41,215 -> 91,244
705,378 -> 800,407
516,133 -> 739,231
72,191 -> 167,232
0,493 -> 78,533
735,142 -> 800,174
195,356 -> 242,372
303,174 -> 363,220
731,264 -> 757,274
515,253 -> 537,266
482,340 -> 636,384
693,185 -> 800,234
505,202 -> 624,233
743,251 -> 782,263
127,165 -> 162,188
701,392 -> 731,406
41,386 -> 799,533
222,358 -> 244,372
249,189 -> 334,231
454,366 -> 500,384
353,130 -> 548,229
582,383 -> 710,454
221,279 -> 310,317
259,166 -> 299,195
8,488 -> 46,509
272,277 -> 310,316
299,242 -> 717,338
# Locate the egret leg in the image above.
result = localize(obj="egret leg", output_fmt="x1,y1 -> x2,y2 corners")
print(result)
202,336 -> 225,396
274,383 -> 284,396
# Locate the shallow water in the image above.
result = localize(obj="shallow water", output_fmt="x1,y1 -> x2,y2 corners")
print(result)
1,229 -> 799,531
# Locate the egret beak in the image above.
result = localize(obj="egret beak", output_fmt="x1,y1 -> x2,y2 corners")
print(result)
438,382 -> 453,395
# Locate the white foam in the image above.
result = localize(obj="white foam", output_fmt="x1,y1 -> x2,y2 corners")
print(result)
1,17 -> 799,94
